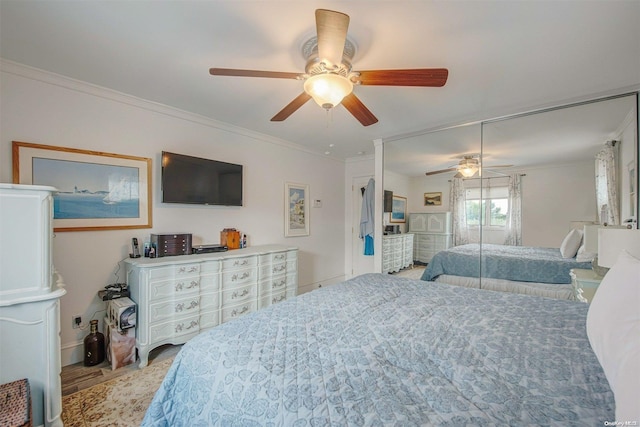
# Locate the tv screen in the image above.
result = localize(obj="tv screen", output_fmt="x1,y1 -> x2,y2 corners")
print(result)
161,151 -> 243,206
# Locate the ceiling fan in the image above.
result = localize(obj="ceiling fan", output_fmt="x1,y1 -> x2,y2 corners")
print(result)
209,9 -> 448,126
425,155 -> 513,178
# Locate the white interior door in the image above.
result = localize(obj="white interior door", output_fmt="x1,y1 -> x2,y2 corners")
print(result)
351,176 -> 375,277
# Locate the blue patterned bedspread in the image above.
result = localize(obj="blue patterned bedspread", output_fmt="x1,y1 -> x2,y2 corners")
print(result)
142,274 -> 612,426
421,243 -> 593,284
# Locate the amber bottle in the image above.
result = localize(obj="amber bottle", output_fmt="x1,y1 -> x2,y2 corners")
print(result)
83,319 -> 105,366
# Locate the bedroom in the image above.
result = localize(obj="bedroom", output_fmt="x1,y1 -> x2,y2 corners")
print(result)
0,1 -> 639,426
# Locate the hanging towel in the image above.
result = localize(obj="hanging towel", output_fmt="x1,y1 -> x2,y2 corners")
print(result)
360,178 -> 375,255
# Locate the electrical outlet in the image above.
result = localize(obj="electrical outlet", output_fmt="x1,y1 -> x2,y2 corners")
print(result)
72,315 -> 82,329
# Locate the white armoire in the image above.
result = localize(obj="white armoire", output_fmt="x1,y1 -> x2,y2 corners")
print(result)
408,212 -> 453,263
0,184 -> 66,427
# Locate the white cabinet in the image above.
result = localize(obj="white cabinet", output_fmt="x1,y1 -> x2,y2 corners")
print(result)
382,234 -> 414,273
409,212 -> 453,263
0,184 -> 66,427
126,245 -> 297,367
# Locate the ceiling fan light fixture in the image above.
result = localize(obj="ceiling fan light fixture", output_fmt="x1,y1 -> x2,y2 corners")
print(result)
303,73 -> 353,110
458,165 -> 478,178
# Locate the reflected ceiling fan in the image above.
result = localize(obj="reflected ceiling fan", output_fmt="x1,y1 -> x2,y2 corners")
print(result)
425,155 -> 513,178
209,9 -> 448,126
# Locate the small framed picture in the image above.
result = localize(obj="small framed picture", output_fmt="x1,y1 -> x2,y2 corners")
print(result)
284,182 -> 309,237
390,195 -> 407,223
424,192 -> 442,206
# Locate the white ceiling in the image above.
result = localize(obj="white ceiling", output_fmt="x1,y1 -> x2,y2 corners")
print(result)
1,1 -> 639,162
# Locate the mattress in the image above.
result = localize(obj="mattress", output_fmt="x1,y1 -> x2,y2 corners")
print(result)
421,243 -> 593,284
142,273 -> 613,426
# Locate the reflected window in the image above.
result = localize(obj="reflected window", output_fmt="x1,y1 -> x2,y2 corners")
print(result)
465,186 -> 509,227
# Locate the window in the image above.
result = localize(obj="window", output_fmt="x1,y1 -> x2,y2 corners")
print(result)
465,186 -> 509,227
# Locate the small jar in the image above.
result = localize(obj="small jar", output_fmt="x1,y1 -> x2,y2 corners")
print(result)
83,319 -> 105,366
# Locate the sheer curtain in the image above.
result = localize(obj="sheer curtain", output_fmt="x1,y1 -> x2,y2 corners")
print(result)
449,178 -> 469,246
595,142 -> 619,225
504,173 -> 522,246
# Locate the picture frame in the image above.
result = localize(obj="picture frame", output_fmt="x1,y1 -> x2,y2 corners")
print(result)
12,141 -> 152,232
284,182 -> 309,237
390,195 -> 407,223
424,192 -> 442,206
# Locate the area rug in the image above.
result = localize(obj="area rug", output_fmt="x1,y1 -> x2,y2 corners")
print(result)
62,357 -> 174,427
394,265 -> 425,280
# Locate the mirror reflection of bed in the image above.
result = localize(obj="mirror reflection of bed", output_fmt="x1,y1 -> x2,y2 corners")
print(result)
384,93 -> 638,300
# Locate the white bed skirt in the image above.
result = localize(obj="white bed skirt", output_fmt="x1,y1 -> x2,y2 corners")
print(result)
434,274 -> 576,300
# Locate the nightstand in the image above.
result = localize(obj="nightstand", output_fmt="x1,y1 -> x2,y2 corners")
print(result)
570,268 -> 604,303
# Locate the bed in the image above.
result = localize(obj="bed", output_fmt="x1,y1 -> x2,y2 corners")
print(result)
141,271 -> 628,426
420,243 -> 593,299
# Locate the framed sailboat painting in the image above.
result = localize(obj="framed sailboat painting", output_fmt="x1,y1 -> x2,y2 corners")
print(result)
12,141 -> 152,231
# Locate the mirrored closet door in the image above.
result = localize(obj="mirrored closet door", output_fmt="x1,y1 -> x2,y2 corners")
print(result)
382,91 -> 638,291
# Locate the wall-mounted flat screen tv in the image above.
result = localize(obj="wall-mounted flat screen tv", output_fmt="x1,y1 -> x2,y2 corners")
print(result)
161,151 -> 243,206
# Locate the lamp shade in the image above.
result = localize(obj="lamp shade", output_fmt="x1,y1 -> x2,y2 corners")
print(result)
597,228 -> 640,268
303,73 -> 353,109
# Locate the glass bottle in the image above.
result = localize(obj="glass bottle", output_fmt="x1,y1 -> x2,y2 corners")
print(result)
84,319 -> 105,366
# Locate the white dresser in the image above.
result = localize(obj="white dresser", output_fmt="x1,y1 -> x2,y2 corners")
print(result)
409,212 -> 453,263
382,234 -> 414,273
125,245 -> 297,367
0,184 -> 66,427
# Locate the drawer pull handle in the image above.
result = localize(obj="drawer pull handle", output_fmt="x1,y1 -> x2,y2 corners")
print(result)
273,265 -> 286,273
232,272 -> 250,281
233,259 -> 249,266
231,306 -> 249,317
175,320 -> 198,333
272,295 -> 286,304
275,254 -> 285,260
175,300 -> 199,312
175,281 -> 199,291
178,266 -> 199,273
272,280 -> 286,289
232,289 -> 249,299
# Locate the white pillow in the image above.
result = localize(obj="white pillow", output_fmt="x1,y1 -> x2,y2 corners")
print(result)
586,250 -> 640,422
576,244 -> 596,262
560,228 -> 583,258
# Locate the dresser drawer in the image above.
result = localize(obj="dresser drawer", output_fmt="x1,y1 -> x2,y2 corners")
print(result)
149,295 -> 201,324
259,276 -> 288,294
259,251 -> 289,264
223,256 -> 257,270
221,300 -> 257,323
221,283 -> 257,306
199,291 -> 220,312
222,267 -> 257,289
149,277 -> 200,301
260,261 -> 287,277
150,314 -> 200,342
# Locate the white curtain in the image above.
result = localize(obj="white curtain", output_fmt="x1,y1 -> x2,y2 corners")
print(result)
595,142 -> 619,225
504,173 -> 522,246
449,178 -> 469,246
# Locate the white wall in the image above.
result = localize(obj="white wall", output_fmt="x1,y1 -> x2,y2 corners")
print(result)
1,61 -> 346,365
405,161 -> 597,248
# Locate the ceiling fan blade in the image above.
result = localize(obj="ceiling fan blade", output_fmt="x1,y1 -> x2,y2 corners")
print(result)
483,164 -> 514,169
425,167 -> 457,176
210,68 -> 300,79
315,9 -> 350,68
270,92 -> 312,122
354,69 -> 449,87
341,93 -> 378,126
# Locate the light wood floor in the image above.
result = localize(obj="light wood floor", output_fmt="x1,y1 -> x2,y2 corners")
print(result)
61,344 -> 182,396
